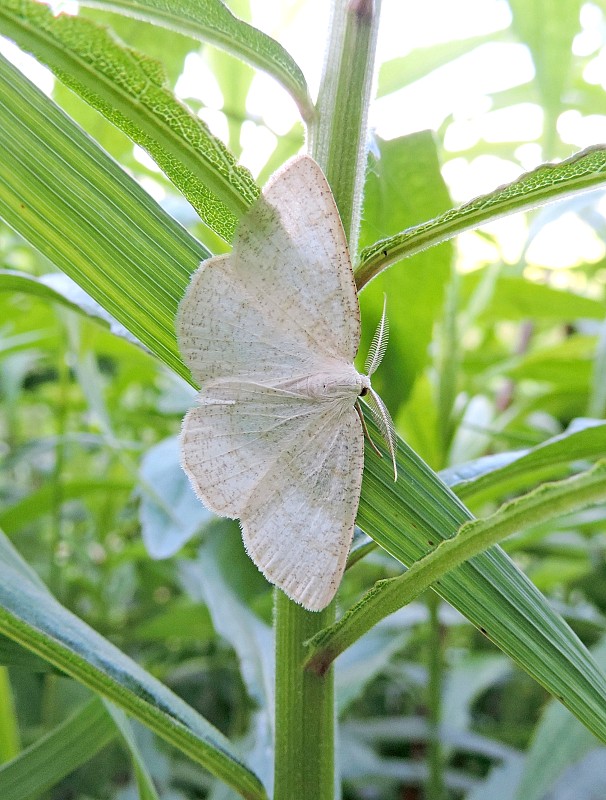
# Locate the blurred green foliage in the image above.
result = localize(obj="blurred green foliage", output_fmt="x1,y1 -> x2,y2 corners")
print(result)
1,0 -> 606,798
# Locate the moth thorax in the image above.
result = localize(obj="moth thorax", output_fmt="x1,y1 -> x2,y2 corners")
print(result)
305,364 -> 363,400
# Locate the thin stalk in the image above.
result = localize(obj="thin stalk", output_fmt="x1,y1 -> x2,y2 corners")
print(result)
49,333 -> 70,596
273,2 -> 382,797
274,593 -> 336,800
437,268 -> 459,466
310,0 -> 381,252
0,667 -> 20,762
426,593 -> 444,800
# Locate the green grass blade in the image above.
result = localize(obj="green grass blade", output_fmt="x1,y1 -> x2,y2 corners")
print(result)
308,461 -> 606,681
0,529 -> 267,800
451,420 -> 606,506
0,697 -> 116,800
356,146 -> 606,288
0,668 -> 20,763
0,53 -> 205,383
77,0 -> 314,120
0,480 -> 133,532
0,0 -> 259,241
0,270 -> 141,345
354,420 -> 606,744
104,701 -> 161,800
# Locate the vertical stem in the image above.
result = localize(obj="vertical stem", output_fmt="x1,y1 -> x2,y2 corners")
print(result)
274,592 -> 336,800
273,3 -> 382,798
427,593 -> 444,800
49,337 -> 70,596
436,268 -> 459,467
589,316 -> 606,418
310,0 -> 381,252
0,667 -> 20,762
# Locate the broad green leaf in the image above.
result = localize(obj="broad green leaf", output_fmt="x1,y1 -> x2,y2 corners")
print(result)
356,146 -> 606,288
358,133 -> 453,412
377,31 -> 508,98
462,275 -> 606,322
509,0 -> 582,153
0,480 -> 132,533
204,0 -> 255,158
131,599 -> 213,643
501,335 -> 593,384
0,54 -> 206,382
0,528 -> 267,799
0,0 -> 259,241
0,696 -> 116,800
180,528 -> 274,712
335,626 -> 410,714
515,638 -> 606,800
0,668 -> 19,763
77,0 -> 313,120
0,636 -> 53,671
451,419 -> 606,505
104,701 -> 161,800
342,716 -> 518,762
0,270 -> 142,346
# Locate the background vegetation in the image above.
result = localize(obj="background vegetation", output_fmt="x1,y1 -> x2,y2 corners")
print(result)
1,0 -> 606,798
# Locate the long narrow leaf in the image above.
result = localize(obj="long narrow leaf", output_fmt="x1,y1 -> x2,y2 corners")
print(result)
355,421 -> 606,744
77,0 -> 314,120
0,529 -> 267,800
0,0 -> 259,241
450,420 -> 606,506
307,461 -> 606,675
356,146 -> 606,288
104,701 -> 161,800
2,53 -> 606,750
0,54 -> 205,382
0,697 -> 116,800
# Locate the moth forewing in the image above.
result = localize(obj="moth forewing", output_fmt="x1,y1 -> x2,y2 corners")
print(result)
177,154 -> 398,611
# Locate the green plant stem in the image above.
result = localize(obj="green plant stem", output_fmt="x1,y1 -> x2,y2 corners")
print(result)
309,0 -> 381,251
273,4 -> 382,797
306,459 -> 606,674
49,333 -> 70,597
426,593 -> 444,800
436,268 -> 459,465
0,667 -> 20,762
273,593 -> 335,800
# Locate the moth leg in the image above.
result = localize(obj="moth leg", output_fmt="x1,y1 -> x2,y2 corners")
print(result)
355,400 -> 383,459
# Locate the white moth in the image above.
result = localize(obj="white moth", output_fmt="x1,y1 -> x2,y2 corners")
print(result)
177,155 -> 396,611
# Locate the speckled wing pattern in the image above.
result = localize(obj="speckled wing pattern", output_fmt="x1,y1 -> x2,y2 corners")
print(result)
178,156 -> 364,611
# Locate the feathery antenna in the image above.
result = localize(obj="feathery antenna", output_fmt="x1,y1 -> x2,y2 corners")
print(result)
365,388 -> 398,481
364,294 -> 389,377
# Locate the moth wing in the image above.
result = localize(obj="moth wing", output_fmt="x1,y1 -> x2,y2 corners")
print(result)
180,380 -> 331,519
240,406 -> 364,611
233,155 -> 360,363
177,253 -> 323,385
